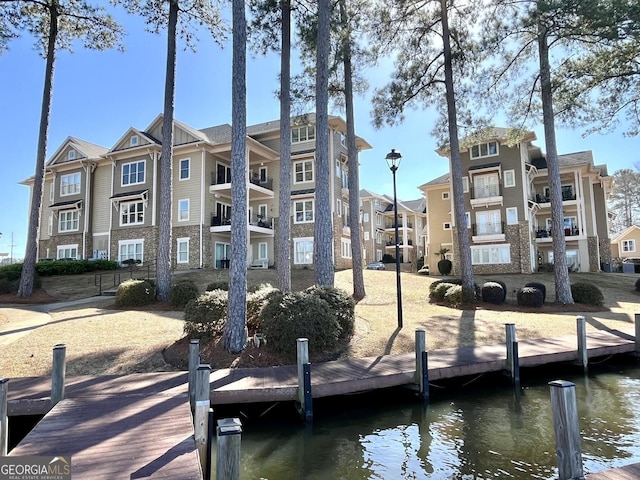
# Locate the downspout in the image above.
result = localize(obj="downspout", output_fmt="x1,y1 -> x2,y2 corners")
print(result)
109,158 -> 115,260
200,149 -> 205,268
152,150 -> 158,226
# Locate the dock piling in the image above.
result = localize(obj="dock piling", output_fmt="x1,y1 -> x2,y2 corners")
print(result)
296,338 -> 313,422
215,418 -> 242,480
1,378 -> 7,456
576,316 -> 588,372
549,380 -> 583,480
512,342 -> 520,391
194,364 -> 211,474
188,339 -> 200,411
635,313 -> 640,354
51,344 -> 66,406
505,323 -> 517,382
415,328 -> 428,399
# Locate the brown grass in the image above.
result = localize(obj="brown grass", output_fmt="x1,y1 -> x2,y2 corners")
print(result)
1,268 -> 639,376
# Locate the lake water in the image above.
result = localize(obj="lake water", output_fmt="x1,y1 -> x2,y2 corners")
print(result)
223,360 -> 640,479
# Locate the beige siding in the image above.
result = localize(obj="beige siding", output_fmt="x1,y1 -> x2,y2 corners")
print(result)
425,186 -> 453,274
174,127 -> 199,146
92,164 -> 112,232
291,155 -> 316,191
173,153 -> 201,226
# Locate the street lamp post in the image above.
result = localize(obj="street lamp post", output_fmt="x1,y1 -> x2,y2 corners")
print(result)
386,149 -> 403,329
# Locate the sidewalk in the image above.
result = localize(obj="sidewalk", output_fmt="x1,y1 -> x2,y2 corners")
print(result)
0,296 -> 113,346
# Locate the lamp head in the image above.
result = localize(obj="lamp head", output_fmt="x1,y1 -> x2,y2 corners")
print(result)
385,149 -> 402,171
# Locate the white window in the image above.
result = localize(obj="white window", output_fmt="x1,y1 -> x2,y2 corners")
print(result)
623,240 -> 636,252
50,180 -> 54,201
130,135 -> 139,146
465,212 -> 471,229
376,249 -> 383,261
258,242 -> 268,260
442,191 -> 450,200
59,210 -> 79,232
336,199 -> 342,216
120,201 -> 144,226
294,160 -> 314,183
340,132 -> 346,146
179,158 -> 190,180
341,239 -> 352,258
376,213 -> 382,226
341,169 -> 349,189
462,177 -> 469,193
178,199 -> 189,222
292,125 -> 315,143
475,210 -> 502,235
364,231 -> 370,241
506,207 -> 518,225
504,169 -> 516,188
444,222 -> 451,230
60,172 -> 81,196
67,150 -> 75,160
471,141 -> 499,159
122,160 -> 145,186
374,199 -> 380,207
47,214 -> 53,235
57,244 -> 78,260
294,237 -> 313,264
376,232 -> 382,244
343,204 -> 349,227
119,239 -> 144,265
471,244 -> 511,265
336,159 -> 341,177
176,237 -> 190,264
294,199 -> 314,223
473,173 -> 500,199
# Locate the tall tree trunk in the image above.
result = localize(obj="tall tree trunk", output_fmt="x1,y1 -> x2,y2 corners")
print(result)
340,0 -> 365,300
277,0 -> 292,292
440,0 -> 474,293
314,0 -> 334,287
156,0 -> 178,302
537,18 -> 573,304
18,3 -> 58,297
223,0 -> 248,353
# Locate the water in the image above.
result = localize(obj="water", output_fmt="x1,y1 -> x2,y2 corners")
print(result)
228,361 -> 640,479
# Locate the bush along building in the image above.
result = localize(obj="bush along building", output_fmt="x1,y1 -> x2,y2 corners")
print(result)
359,189 -> 428,267
21,113 -> 372,270
419,128 -> 612,276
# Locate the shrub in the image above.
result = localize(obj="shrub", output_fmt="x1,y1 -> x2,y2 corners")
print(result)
246,284 -> 277,332
430,282 -> 456,301
482,282 -> 506,304
382,253 -> 395,264
0,277 -> 11,294
437,259 -> 453,275
305,285 -> 355,340
635,277 -> 640,292
571,282 -> 604,306
170,280 -> 199,308
115,279 -> 156,307
89,259 -> 118,271
259,291 -> 342,362
517,287 -> 544,308
443,285 -> 476,307
525,282 -> 546,303
206,281 -> 229,291
184,290 -> 228,339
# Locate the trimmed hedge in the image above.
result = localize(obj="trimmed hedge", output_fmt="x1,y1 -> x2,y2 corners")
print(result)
170,280 -> 199,308
525,282 -> 546,303
184,289 -> 228,339
115,279 -> 156,307
206,281 -> 229,291
482,282 -> 505,305
443,285 -> 476,307
305,285 -> 355,340
34,259 -> 118,276
430,282 -> 456,301
571,282 -> 604,306
246,284 -> 277,332
517,287 -> 544,308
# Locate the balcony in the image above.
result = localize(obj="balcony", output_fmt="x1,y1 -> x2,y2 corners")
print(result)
533,188 -> 577,206
534,225 -> 580,243
210,214 -> 274,237
471,222 -> 505,243
470,184 -> 503,208
209,172 -> 274,201
385,238 -> 413,247
384,220 -> 413,230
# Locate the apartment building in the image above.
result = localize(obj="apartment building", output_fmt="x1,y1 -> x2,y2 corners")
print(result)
24,114 -> 371,270
359,189 -> 427,266
419,128 -> 612,275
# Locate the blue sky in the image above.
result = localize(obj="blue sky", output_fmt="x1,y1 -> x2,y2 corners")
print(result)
0,8 -> 638,260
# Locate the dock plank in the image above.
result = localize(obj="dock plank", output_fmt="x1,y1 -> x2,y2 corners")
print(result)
9,394 -> 201,480
587,462 -> 640,479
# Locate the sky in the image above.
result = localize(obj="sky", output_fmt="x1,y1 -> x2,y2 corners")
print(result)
0,7 -> 638,261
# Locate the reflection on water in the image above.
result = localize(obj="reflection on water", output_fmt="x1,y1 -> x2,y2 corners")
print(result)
234,362 -> 640,479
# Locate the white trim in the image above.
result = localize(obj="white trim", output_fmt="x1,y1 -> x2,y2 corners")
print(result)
177,237 -> 190,264
178,198 -> 190,222
293,199 -> 314,224
622,239 -> 636,253
470,141 -> 499,159
442,191 -> 450,200
504,169 -> 516,188
120,200 -> 145,226
258,242 -> 268,260
471,244 -> 511,265
130,135 -> 139,146
58,209 -> 80,232
57,244 -> 79,260
341,238 -> 352,258
443,222 -> 451,230
179,158 -> 190,181
293,159 -> 314,184
293,237 -> 314,265
121,159 -> 146,186
291,125 -> 315,143
60,172 -> 81,196
506,207 -> 518,225
118,238 -> 144,265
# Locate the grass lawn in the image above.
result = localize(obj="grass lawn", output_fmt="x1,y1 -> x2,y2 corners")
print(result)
0,268 -> 638,376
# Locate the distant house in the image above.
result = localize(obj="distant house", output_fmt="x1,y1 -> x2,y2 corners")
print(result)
611,225 -> 640,260
419,127 -> 613,275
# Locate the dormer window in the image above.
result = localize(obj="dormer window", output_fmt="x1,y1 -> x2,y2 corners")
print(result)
130,135 -> 139,146
68,150 -> 76,160
471,141 -> 499,159
292,125 -> 315,143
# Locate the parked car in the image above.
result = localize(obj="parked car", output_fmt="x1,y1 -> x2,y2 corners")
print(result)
365,261 -> 386,270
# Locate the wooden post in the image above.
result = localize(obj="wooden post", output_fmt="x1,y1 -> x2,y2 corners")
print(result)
216,418 -> 242,480
505,323 -> 516,379
51,344 -> 66,406
549,380 -> 584,480
194,364 -> 211,475
635,313 -> 640,354
512,342 -> 520,391
415,328 -> 428,398
0,378 -> 8,456
576,316 -> 588,372
297,338 -> 312,422
188,339 -> 200,411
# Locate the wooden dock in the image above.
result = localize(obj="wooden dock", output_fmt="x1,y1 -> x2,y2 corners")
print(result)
586,462 -> 640,479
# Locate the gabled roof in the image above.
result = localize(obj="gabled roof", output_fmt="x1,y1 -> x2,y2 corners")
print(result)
611,225 -> 640,242
418,173 -> 450,189
436,126 -> 536,156
47,136 -> 108,167
109,127 -> 160,154
199,124 -> 233,144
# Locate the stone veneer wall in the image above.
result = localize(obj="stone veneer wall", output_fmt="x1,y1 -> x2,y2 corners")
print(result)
110,227 -> 158,264
467,223 -> 527,276
291,222 -> 315,269
39,233 -> 86,259
518,221 -> 533,274
598,236 -> 611,270
587,236 -> 602,272
172,225 -> 201,270
333,216 -> 353,270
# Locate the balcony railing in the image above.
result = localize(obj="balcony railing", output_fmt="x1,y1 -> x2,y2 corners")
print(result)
533,189 -> 576,203
211,214 -> 274,229
471,184 -> 501,200
472,221 -> 504,236
384,221 -> 413,229
535,226 -> 580,238
385,239 -> 413,246
210,172 -> 274,191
